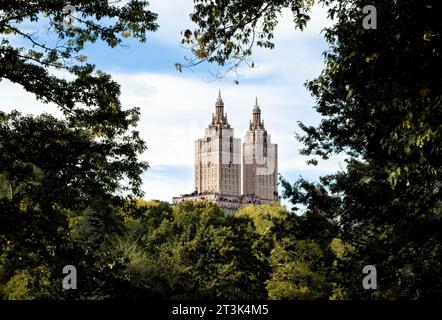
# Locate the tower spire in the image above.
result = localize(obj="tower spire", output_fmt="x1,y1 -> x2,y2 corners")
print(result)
210,90 -> 230,128
216,89 -> 224,106
215,89 -> 224,117
252,97 -> 262,128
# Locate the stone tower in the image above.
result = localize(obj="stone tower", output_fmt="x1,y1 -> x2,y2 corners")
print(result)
242,98 -> 278,202
194,91 -> 241,197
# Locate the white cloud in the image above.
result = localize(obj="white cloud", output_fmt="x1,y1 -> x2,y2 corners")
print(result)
0,79 -> 61,116
149,0 -> 195,46
142,168 -> 193,202
274,4 -> 332,41
234,4 -> 333,83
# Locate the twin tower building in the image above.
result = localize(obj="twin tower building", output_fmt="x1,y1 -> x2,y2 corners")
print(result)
173,91 -> 279,213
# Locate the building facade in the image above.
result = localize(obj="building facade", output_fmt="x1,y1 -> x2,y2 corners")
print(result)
194,91 -> 241,197
243,98 -> 278,202
173,92 -> 279,213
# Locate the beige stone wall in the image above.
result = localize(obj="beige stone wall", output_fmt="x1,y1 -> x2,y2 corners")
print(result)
195,127 -> 241,196
243,129 -> 278,201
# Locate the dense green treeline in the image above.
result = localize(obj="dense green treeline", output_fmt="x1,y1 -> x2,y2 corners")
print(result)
0,194 -> 343,300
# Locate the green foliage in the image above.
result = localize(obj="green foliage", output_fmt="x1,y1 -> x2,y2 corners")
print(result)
137,201 -> 270,299
302,0 -> 441,299
3,270 -> 35,300
0,1 -> 156,300
238,203 -> 336,299
267,240 -> 328,300
236,203 -> 286,235
1,1 -> 158,160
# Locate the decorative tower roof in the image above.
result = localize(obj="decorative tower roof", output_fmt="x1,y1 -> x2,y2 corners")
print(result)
250,97 -> 265,130
253,97 -> 260,112
210,90 -> 230,129
216,89 -> 224,106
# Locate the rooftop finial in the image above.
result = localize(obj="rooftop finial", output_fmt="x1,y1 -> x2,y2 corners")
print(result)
216,89 -> 224,106
253,96 -> 261,112
252,96 -> 263,129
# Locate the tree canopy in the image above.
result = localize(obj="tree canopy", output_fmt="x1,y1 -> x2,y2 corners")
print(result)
0,0 -> 158,299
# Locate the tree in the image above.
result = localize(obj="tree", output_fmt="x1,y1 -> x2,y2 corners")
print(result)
0,112 -> 146,299
136,201 -> 270,299
1,1 -> 157,152
266,239 -> 330,300
237,203 -> 336,299
296,0 -> 441,299
0,1 -> 158,299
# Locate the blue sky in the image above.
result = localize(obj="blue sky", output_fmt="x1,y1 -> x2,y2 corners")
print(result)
0,1 -> 346,206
